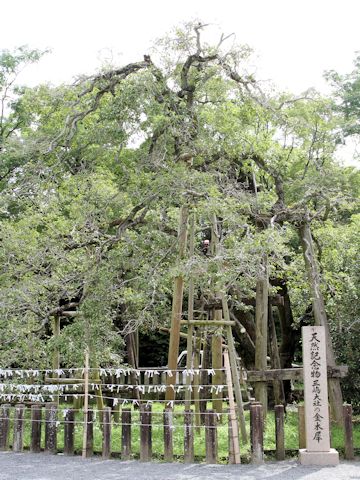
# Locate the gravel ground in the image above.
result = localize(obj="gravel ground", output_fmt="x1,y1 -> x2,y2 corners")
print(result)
1,453 -> 360,480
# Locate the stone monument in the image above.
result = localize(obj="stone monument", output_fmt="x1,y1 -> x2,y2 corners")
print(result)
299,325 -> 339,465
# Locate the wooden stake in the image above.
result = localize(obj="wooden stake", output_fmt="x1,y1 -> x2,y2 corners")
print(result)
121,409 -> 131,460
30,405 -> 42,453
163,408 -> 173,462
205,410 -> 218,464
102,407 -> 112,459
45,403 -> 57,454
343,404 -> 354,460
184,409 -> 194,463
140,404 -> 152,462
250,402 -> 264,464
275,404 -> 285,460
0,404 -> 10,451
82,347 -> 90,459
224,350 -> 241,464
13,404 -> 24,453
64,409 -> 75,455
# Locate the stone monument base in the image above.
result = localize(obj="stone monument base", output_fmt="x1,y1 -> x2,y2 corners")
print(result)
299,448 -> 339,466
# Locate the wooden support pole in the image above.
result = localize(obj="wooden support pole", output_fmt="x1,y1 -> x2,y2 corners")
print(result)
0,404 -> 10,451
343,404 -> 354,460
268,301 -> 285,407
223,301 -> 247,443
13,404 -> 24,453
185,212 -> 195,408
275,404 -> 285,460
30,405 -> 42,453
228,410 -> 236,464
102,407 -> 112,459
52,316 -> 61,405
64,409 -> 75,455
140,404 -> 152,462
193,333 -> 201,432
163,408 -> 173,462
200,334 -> 210,421
166,205 -> 189,401
224,350 -> 241,464
205,410 -> 218,464
82,347 -> 90,459
92,369 -> 104,424
250,402 -> 264,464
254,256 -> 268,418
212,310 -> 223,414
121,409 -> 132,460
298,405 -> 306,449
184,409 -> 194,463
45,403 -> 57,454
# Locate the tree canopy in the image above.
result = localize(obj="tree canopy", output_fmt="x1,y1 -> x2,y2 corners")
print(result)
0,23 -> 359,405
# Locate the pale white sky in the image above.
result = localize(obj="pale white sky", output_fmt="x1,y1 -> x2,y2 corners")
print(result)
2,0 -> 359,91
1,0 -> 360,164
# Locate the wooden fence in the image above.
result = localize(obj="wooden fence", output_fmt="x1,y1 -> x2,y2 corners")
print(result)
0,402 -> 355,463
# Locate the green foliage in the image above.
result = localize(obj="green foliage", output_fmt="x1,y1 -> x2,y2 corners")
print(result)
0,25 -> 359,397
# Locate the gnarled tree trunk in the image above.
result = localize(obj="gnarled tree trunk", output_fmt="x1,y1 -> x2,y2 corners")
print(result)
299,220 -> 343,425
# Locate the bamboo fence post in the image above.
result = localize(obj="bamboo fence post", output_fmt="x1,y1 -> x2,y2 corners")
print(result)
64,409 -> 75,455
140,404 -> 152,462
82,347 -> 90,459
102,407 -> 112,459
163,408 -> 173,462
45,403 -> 57,454
275,404 -> 285,460
13,404 -> 25,452
184,409 -> 194,463
121,409 -> 131,460
250,402 -> 264,464
30,405 -> 42,453
343,404 -> 354,460
0,404 -> 10,451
